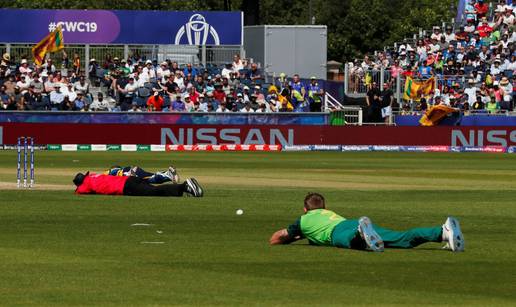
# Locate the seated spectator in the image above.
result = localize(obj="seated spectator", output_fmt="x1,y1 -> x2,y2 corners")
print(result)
74,91 -> 87,111
119,77 -> 138,111
247,63 -> 262,81
216,101 -> 230,113
16,75 -> 31,92
474,0 -> 489,20
187,86 -> 200,104
221,63 -> 233,79
42,58 -> 56,73
26,89 -> 48,110
74,75 -> 89,94
240,101 -> 255,113
147,91 -> 164,112
157,61 -> 170,82
213,83 -> 226,103
90,92 -> 110,111
183,63 -> 198,78
60,96 -> 74,111
184,95 -> 195,112
50,85 -> 65,109
472,96 -> 485,110
18,59 -> 32,75
63,83 -> 77,102
477,18 -> 493,38
171,95 -> 185,112
486,95 -> 501,113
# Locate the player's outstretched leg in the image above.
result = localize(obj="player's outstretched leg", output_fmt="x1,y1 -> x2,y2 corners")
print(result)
165,166 -> 180,183
358,216 -> 384,252
185,178 -> 203,197
442,217 -> 465,252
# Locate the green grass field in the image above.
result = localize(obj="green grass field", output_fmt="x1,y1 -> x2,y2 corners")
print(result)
0,151 -> 515,306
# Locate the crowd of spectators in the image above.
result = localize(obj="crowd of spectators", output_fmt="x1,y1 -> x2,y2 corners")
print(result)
0,50 -> 325,113
350,0 -> 516,115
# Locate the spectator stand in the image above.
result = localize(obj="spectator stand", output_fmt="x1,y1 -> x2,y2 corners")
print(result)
341,0 -> 516,124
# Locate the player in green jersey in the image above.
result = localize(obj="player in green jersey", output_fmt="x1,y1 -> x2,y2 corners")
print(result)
269,192 -> 465,252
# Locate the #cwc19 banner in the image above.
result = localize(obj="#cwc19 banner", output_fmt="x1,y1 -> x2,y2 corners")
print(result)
0,9 -> 243,45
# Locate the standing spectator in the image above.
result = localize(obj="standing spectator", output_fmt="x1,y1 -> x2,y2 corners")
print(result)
464,79 -> 478,107
307,77 -> 324,112
366,82 -> 382,122
88,59 -> 98,83
232,54 -> 244,73
381,82 -> 394,122
72,53 -> 81,75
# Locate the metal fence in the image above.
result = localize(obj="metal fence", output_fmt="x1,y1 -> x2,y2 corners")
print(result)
1,43 -> 243,71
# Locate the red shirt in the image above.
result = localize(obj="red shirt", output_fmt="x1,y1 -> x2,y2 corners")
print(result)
75,173 -> 128,195
213,89 -> 226,102
147,95 -> 164,111
477,24 -> 493,37
474,3 -> 488,17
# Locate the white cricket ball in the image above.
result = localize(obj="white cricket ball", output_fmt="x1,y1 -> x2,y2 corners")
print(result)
236,209 -> 244,215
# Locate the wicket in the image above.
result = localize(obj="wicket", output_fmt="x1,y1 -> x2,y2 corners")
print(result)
17,137 -> 35,188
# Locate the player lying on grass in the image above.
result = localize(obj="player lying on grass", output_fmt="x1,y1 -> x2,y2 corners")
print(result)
104,165 -> 179,184
73,171 -> 203,197
269,192 -> 465,252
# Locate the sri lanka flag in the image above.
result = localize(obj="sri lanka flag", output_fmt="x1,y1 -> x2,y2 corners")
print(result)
32,25 -> 64,65
403,77 -> 435,101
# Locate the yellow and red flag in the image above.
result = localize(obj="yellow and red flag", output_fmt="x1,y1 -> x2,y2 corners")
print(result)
403,77 -> 435,101
419,105 -> 457,126
32,25 -> 64,65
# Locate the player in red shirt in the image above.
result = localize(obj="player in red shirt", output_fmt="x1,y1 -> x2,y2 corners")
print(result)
73,172 -> 203,197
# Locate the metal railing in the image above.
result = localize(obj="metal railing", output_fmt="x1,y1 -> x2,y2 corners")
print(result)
1,43 -> 243,72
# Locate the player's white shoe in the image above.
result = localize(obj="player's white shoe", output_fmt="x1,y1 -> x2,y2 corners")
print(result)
442,217 -> 465,252
358,216 -> 384,252
165,166 -> 180,183
185,178 -> 203,197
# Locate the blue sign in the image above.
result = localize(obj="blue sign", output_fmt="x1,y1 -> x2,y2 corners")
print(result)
0,9 -> 243,45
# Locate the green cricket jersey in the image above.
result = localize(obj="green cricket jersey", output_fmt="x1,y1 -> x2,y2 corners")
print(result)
287,209 -> 346,245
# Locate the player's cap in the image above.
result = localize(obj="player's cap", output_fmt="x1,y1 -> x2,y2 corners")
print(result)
73,171 -> 89,186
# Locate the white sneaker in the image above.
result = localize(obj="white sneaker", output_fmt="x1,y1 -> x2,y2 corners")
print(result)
165,166 -> 180,184
185,178 -> 203,197
442,217 -> 465,252
358,216 -> 384,252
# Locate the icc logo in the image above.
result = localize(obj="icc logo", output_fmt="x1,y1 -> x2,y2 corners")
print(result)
175,14 -> 220,45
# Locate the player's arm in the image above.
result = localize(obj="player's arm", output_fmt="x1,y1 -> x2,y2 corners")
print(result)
269,218 -> 304,245
269,229 -> 301,245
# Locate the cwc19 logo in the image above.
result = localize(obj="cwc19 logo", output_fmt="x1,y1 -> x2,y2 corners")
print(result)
174,14 -> 220,45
